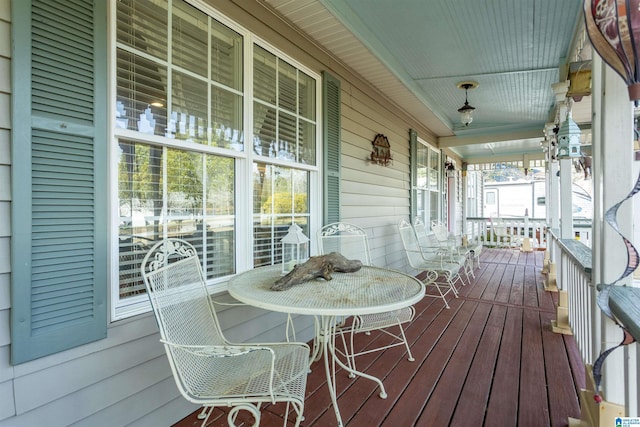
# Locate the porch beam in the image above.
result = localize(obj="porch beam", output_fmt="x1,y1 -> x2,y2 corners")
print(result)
438,129 -> 543,148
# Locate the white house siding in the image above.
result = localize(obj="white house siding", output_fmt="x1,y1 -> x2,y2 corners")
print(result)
0,0 -> 442,425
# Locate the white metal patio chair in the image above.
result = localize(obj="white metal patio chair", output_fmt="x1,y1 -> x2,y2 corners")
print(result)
140,239 -> 310,427
430,219 -> 483,269
416,218 -> 473,283
317,222 -> 418,373
398,219 -> 462,309
491,216 -> 515,247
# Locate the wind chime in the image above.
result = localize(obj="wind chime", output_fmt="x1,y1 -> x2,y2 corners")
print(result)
584,0 -> 640,401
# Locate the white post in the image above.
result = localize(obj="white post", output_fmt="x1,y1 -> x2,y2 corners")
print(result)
559,157 -> 574,239
548,155 -> 560,232
592,53 -> 635,408
552,81 -> 571,239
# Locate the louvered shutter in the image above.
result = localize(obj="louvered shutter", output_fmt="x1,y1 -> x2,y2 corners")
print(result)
409,129 -> 418,222
11,0 -> 108,364
322,71 -> 341,224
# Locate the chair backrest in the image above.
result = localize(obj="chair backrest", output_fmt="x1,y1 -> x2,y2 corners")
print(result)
140,239 -> 227,348
413,217 -> 437,249
431,222 -> 450,243
398,219 -> 426,269
491,217 -> 508,237
317,222 -> 372,265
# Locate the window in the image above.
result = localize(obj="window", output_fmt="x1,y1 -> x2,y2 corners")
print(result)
414,138 -> 441,229
113,0 -> 319,319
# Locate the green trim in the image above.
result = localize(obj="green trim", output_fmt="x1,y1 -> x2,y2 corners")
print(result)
409,129 -> 418,222
322,71 -> 341,225
10,0 -> 108,364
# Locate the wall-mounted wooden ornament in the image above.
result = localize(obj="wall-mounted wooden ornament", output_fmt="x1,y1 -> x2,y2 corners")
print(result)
370,133 -> 392,166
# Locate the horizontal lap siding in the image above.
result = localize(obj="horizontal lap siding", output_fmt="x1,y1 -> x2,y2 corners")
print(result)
2,312 -> 210,426
340,87 -> 420,272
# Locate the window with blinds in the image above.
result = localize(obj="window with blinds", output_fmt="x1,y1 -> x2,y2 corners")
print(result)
415,140 -> 441,229
116,0 -> 243,147
251,44 -> 315,267
113,0 -> 319,318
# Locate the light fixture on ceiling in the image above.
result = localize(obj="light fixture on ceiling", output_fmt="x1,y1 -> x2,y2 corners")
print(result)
456,81 -> 479,126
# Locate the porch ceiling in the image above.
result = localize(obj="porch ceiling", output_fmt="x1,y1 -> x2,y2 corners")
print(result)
262,0 -> 591,162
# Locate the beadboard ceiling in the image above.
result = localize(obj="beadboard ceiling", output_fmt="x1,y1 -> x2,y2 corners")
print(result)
262,0 -> 589,161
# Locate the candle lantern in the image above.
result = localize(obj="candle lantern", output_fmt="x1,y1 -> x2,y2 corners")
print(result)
281,223 -> 309,275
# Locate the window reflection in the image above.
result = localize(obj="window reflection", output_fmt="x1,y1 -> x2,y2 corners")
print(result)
117,141 -> 235,298
252,163 -> 309,267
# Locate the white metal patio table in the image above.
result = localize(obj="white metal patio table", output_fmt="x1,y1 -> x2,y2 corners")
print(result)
228,264 -> 425,427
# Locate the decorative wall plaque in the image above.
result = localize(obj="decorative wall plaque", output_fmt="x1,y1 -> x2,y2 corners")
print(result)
370,133 -> 392,166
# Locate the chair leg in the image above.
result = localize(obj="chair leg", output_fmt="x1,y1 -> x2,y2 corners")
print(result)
400,326 -> 416,362
197,406 -> 212,421
433,281 -> 452,308
397,323 -> 415,361
335,322 -> 358,377
449,274 -> 462,296
198,407 -> 214,427
347,328 -> 357,376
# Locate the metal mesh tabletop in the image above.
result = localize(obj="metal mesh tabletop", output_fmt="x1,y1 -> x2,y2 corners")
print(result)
228,265 -> 425,316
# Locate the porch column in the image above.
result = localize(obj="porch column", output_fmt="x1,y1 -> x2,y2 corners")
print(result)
552,81 -> 572,239
543,123 -> 556,227
548,153 -> 560,229
592,53 -> 635,407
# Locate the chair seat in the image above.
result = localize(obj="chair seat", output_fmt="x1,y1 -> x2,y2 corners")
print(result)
349,307 -> 415,332
171,341 -> 309,402
419,255 -> 463,275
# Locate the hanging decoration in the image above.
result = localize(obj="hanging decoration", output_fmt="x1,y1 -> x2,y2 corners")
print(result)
584,0 -> 640,100
370,134 -> 392,166
584,0 -> 640,397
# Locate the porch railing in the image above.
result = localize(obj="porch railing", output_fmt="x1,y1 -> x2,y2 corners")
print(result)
547,229 -> 595,364
466,216 -> 547,249
548,229 -> 639,417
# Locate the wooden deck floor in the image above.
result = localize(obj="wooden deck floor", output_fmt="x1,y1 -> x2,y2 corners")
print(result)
174,248 -> 585,427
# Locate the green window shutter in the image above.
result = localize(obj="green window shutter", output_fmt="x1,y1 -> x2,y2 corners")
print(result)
11,0 -> 108,364
409,129 -> 418,222
322,71 -> 341,224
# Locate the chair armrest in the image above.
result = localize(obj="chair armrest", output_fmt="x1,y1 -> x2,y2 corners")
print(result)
209,296 -> 247,307
160,340 -> 276,358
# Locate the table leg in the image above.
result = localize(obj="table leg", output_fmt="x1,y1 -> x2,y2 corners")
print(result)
321,315 -> 344,427
326,326 -> 388,399
320,315 -> 389,427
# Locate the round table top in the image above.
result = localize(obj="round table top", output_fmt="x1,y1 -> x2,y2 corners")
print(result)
228,265 -> 425,316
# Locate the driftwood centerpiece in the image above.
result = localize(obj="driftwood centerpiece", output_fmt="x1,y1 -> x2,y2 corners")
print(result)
271,252 -> 362,291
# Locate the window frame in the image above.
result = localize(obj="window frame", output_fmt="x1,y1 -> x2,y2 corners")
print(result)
109,0 -> 322,321
413,136 -> 441,230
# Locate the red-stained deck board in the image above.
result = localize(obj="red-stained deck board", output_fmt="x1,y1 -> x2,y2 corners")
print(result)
415,302 -> 493,426
484,306 -> 524,427
518,309 -> 551,426
380,299 -> 478,427
448,304 -> 508,427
